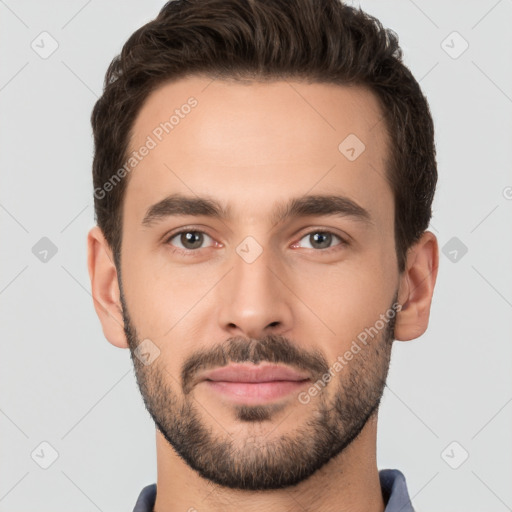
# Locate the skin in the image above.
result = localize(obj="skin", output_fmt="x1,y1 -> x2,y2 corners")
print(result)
88,76 -> 438,512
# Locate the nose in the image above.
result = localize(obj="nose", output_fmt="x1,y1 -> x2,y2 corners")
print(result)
217,242 -> 293,340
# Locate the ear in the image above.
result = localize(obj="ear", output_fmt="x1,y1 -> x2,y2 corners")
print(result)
87,226 -> 128,348
394,231 -> 439,341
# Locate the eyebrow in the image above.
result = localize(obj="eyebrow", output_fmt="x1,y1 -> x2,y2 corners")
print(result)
141,193 -> 373,227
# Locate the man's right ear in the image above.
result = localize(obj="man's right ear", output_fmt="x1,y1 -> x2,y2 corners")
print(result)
87,226 -> 129,348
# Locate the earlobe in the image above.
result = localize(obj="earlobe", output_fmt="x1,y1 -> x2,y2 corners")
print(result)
394,231 -> 439,342
87,226 -> 129,349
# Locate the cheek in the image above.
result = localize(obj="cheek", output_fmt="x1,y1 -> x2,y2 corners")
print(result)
121,248 -> 218,338
122,263 -> 205,381
289,256 -> 396,348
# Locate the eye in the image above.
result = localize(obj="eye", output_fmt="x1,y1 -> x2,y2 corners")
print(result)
164,228 -> 347,255
293,230 -> 347,251
166,230 -> 215,252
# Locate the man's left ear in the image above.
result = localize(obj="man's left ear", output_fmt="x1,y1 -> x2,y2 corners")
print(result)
394,230 -> 439,341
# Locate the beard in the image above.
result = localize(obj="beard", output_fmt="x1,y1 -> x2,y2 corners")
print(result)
120,287 -> 397,491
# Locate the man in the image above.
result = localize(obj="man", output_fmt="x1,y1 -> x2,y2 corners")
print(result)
87,0 -> 439,510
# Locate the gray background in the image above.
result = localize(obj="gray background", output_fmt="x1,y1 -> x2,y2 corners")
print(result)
1,0 -> 511,510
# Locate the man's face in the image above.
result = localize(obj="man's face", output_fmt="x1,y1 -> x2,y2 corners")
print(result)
119,76 -> 400,490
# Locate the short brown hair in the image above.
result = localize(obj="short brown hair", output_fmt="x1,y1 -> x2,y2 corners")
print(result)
91,0 -> 437,272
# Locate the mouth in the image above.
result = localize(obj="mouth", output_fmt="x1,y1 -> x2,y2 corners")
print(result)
198,363 -> 311,404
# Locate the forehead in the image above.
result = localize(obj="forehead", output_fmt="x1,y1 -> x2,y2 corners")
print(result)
124,75 -> 392,225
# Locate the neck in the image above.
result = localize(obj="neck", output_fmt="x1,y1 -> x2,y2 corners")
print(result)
153,413 -> 385,512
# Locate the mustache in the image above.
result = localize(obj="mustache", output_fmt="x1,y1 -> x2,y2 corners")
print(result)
181,334 -> 330,395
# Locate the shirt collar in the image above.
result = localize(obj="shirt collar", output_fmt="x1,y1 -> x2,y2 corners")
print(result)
133,468 -> 414,512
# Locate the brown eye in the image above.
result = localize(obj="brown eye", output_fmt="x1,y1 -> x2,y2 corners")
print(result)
297,230 -> 347,251
167,230 -> 212,251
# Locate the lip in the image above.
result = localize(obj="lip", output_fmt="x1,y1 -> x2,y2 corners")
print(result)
198,363 -> 311,404
199,363 -> 310,383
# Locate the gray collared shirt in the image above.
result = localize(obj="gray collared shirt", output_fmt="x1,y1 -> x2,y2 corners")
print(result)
133,468 -> 415,511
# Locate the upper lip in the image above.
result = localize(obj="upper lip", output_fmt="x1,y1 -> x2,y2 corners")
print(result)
199,363 -> 310,383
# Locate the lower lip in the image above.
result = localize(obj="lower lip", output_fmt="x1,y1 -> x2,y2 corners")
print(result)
203,380 -> 310,404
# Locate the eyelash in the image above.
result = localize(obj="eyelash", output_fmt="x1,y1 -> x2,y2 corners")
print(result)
164,228 -> 348,256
